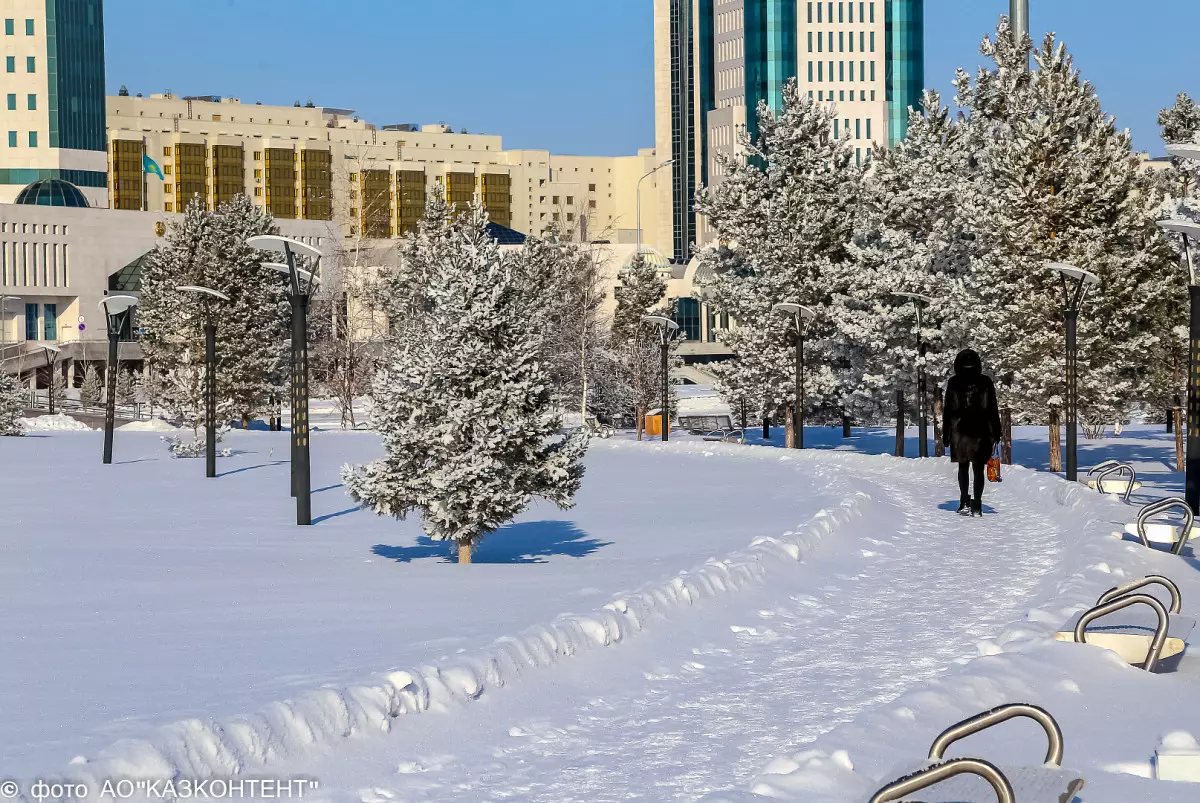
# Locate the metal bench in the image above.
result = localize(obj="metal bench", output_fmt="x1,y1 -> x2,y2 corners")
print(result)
701,428 -> 745,444
869,704 -> 1084,803
1055,576 -> 1194,672
1084,460 -> 1140,502
1124,498 -> 1195,555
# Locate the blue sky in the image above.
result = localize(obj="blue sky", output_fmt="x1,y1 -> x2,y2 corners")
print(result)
104,0 -> 1196,156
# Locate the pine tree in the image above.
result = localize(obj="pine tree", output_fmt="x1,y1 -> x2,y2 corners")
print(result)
138,196 -> 289,427
343,204 -> 588,564
611,253 -> 675,438
0,371 -> 25,435
841,91 -> 975,429
79,363 -> 102,409
115,368 -> 137,408
695,79 -> 863,444
1159,93 -> 1200,149
956,21 -> 1165,466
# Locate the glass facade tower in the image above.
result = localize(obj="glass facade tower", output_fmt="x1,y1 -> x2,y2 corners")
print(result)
885,0 -> 923,146
46,0 -> 107,153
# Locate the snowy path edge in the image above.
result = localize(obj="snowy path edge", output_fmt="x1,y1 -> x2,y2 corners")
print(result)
57,442 -> 871,792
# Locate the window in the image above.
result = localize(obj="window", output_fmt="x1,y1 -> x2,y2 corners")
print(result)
816,2 -> 822,22
28,131 -> 36,147
164,202 -> 174,211
808,31 -> 813,52
838,1 -> 844,22
566,196 -> 574,205
588,200 -> 596,209
5,95 -> 13,110
164,183 -> 172,193
163,165 -> 171,175
163,147 -> 171,156
25,304 -> 38,341
867,118 -> 872,140
26,94 -> 35,110
839,32 -> 844,52
43,304 -> 56,340
807,2 -> 813,23
870,61 -> 876,81
3,20 -> 11,35
25,18 -> 33,35
676,298 -> 702,341
7,131 -> 15,147
26,56 -> 34,73
870,32 -> 875,52
818,62 -> 823,82
254,151 -> 262,160
808,61 -> 813,82
253,187 -> 262,197
588,183 -> 596,192
856,119 -> 862,139
552,195 -> 559,204
566,213 -> 574,222
5,57 -> 13,73
870,1 -> 875,23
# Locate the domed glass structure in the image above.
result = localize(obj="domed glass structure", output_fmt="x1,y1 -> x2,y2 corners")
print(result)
14,178 -> 90,208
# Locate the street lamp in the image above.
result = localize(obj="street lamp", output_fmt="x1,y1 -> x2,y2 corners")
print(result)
99,295 -> 138,465
39,343 -> 61,414
637,159 -> 675,258
1045,262 -> 1099,482
772,302 -> 816,449
642,314 -> 679,442
894,292 -> 935,458
176,285 -> 231,478
248,235 -> 323,526
1157,211 -> 1200,513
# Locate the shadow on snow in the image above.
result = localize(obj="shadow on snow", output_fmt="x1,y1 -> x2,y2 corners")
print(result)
371,520 -> 612,565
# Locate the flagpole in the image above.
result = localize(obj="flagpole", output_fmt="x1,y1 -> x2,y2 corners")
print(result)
142,136 -> 148,212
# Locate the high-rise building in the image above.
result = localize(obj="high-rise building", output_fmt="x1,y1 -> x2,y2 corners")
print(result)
0,0 -> 107,206
656,0 -> 924,258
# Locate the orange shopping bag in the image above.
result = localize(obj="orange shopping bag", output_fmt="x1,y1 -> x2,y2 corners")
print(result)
986,447 -> 1002,483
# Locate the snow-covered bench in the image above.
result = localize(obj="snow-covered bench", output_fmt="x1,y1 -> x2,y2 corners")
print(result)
1124,498 -> 1195,555
1055,576 -> 1195,673
868,704 -> 1085,803
1084,460 -> 1140,502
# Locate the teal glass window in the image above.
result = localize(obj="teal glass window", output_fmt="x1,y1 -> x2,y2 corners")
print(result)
860,31 -> 865,50
808,61 -> 813,81
27,94 -> 35,110
870,1 -> 876,22
839,31 -> 844,52
28,131 -> 37,147
43,304 -> 57,340
856,119 -> 862,138
5,94 -> 14,110
834,119 -> 839,139
5,57 -> 13,72
25,19 -> 34,35
818,61 -> 823,81
676,298 -> 702,342
839,2 -> 844,22
808,2 -> 813,23
850,61 -> 856,81
817,2 -> 822,22
870,61 -> 876,80
45,0 -> 108,153
26,304 -> 38,340
3,19 -> 12,35
856,147 -> 861,166
807,31 -> 812,52
7,131 -> 16,147
870,32 -> 875,51
849,2 -> 855,22
26,56 -> 35,73
867,118 -> 872,139
839,60 -> 844,81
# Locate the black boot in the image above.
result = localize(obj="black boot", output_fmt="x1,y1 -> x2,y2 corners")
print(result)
971,499 -> 983,517
957,499 -> 970,515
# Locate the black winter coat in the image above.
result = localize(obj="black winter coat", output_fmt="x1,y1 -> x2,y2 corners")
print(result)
942,349 -> 1002,465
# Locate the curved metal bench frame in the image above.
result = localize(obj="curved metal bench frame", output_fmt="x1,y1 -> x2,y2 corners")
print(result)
1073,593 -> 1170,672
1092,462 -> 1138,503
868,758 -> 1014,803
927,703 -> 1063,767
1135,499 -> 1195,556
1098,575 -> 1183,614
1088,459 -> 1125,476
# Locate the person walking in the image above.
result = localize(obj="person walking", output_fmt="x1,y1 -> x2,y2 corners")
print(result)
942,348 -> 1002,517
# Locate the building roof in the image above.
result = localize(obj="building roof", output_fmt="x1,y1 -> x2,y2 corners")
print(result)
109,251 -> 153,292
15,178 -> 90,208
486,221 -> 527,245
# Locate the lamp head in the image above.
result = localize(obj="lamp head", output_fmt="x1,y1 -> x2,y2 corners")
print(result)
642,314 -> 679,332
175,285 -> 231,302
1045,262 -> 1099,287
1166,143 -> 1200,162
246,234 -> 324,262
99,295 -> 139,316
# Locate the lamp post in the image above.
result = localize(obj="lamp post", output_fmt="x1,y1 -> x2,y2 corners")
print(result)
1157,205 -> 1200,512
894,292 -> 934,458
636,159 -> 675,258
99,295 -> 138,464
176,285 -> 231,478
642,314 -> 678,442
39,343 -> 61,414
1045,263 -> 1099,482
772,302 -> 816,449
249,235 -> 323,526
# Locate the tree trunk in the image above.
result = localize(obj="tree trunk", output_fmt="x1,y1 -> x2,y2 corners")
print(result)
740,398 -> 748,430
784,403 -> 796,448
1176,406 -> 1185,473
1001,408 -> 1013,465
636,405 -> 644,441
842,413 -> 852,438
1048,410 -> 1063,473
1167,410 -> 1174,433
242,413 -> 250,430
933,387 -> 945,458
895,389 -> 905,457
458,542 -> 473,564
762,415 -> 770,442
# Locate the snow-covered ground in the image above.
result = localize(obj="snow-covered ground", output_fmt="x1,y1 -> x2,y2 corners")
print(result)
2,423 -> 1198,802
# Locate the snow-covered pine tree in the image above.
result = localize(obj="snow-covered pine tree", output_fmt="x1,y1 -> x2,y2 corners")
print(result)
343,204 -> 588,564
841,90 -> 975,430
611,253 -> 675,439
115,368 -> 137,408
956,20 -> 1167,466
1159,93 -> 1200,152
0,371 -> 25,435
139,196 -> 288,428
79,363 -> 102,409
694,79 -> 862,444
